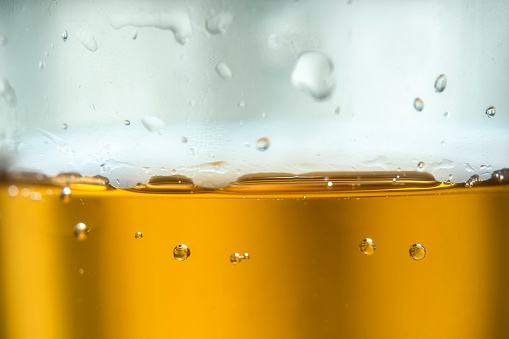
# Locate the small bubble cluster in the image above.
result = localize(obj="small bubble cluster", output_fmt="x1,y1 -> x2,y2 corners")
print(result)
230,252 -> 250,264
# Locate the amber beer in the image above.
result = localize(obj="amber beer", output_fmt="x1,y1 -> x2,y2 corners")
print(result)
1,0 -> 509,338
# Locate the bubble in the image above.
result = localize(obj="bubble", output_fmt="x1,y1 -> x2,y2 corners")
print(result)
418,161 -> 424,170
21,188 -> 30,198
62,123 -> 68,130
409,244 -> 426,260
413,98 -> 424,112
61,30 -> 68,42
230,253 -> 250,264
206,12 -> 233,35
485,105 -> 496,118
359,238 -> 376,255
141,116 -> 164,132
334,106 -> 340,115
8,185 -> 18,197
256,137 -> 270,151
215,62 -> 232,80
434,74 -> 447,93
135,232 -> 142,240
132,30 -> 138,40
291,51 -> 335,100
90,102 -> 96,110
38,60 -> 45,70
124,120 -> 130,126
78,268 -> 84,274
181,136 -> 188,143
30,192 -> 42,201
444,111 -> 450,118
327,181 -> 333,187
74,223 -> 88,241
60,187 -> 72,202
173,244 -> 191,261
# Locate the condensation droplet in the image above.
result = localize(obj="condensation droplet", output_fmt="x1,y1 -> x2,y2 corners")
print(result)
291,51 -> 335,100
135,232 -> 142,240
0,34 -> 8,47
485,105 -> 496,118
238,101 -> 246,108
62,123 -> 68,130
74,223 -> 88,241
434,74 -> 447,93
124,120 -> 130,126
268,34 -> 279,49
173,244 -> 191,261
61,30 -> 68,42
334,106 -> 340,115
256,137 -> 270,151
141,116 -> 164,132
132,30 -> 138,40
409,244 -> 426,260
76,28 -> 98,52
444,111 -> 450,118
418,161 -> 424,170
359,238 -> 376,255
413,98 -> 424,112
215,62 -> 232,80
181,136 -> 188,143
8,185 -> 18,197
60,186 -> 72,202
38,60 -> 45,70
206,12 -> 233,35
90,102 -> 96,110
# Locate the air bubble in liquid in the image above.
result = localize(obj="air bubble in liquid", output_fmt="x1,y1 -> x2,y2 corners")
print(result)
291,51 -> 335,100
61,30 -> 68,42
173,244 -> 191,261
434,74 -> 447,93
359,238 -> 376,255
135,232 -> 142,240
74,223 -> 88,241
215,62 -> 232,80
413,98 -> 424,112
230,253 -> 250,264
256,137 -> 270,151
8,185 -> 19,197
409,244 -> 426,260
60,187 -> 71,202
485,106 -> 496,118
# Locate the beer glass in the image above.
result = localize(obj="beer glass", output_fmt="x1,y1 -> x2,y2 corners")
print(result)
1,1 -> 508,338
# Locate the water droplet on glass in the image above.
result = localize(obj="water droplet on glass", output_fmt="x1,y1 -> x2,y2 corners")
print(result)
359,238 -> 376,255
268,34 -> 279,49
291,51 -> 335,100
238,101 -> 246,108
173,244 -> 191,261
181,136 -> 188,143
132,30 -> 138,40
441,140 -> 446,146
141,116 -> 164,132
215,62 -> 232,80
38,60 -> 45,70
62,123 -> 68,130
409,244 -> 426,260
444,111 -> 450,118
206,12 -> 233,35
413,98 -> 424,112
8,185 -> 18,197
74,223 -> 88,241
90,102 -> 95,110
434,74 -> 447,93
60,186 -> 71,202
124,120 -> 130,126
135,232 -> 142,240
418,161 -> 424,170
76,28 -> 98,52
172,169 -> 177,174
485,105 -> 496,118
0,34 -> 8,47
256,137 -> 270,151
334,106 -> 340,115
61,30 -> 68,42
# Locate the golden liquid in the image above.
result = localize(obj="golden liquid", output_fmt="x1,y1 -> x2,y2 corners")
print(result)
1,172 -> 508,338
